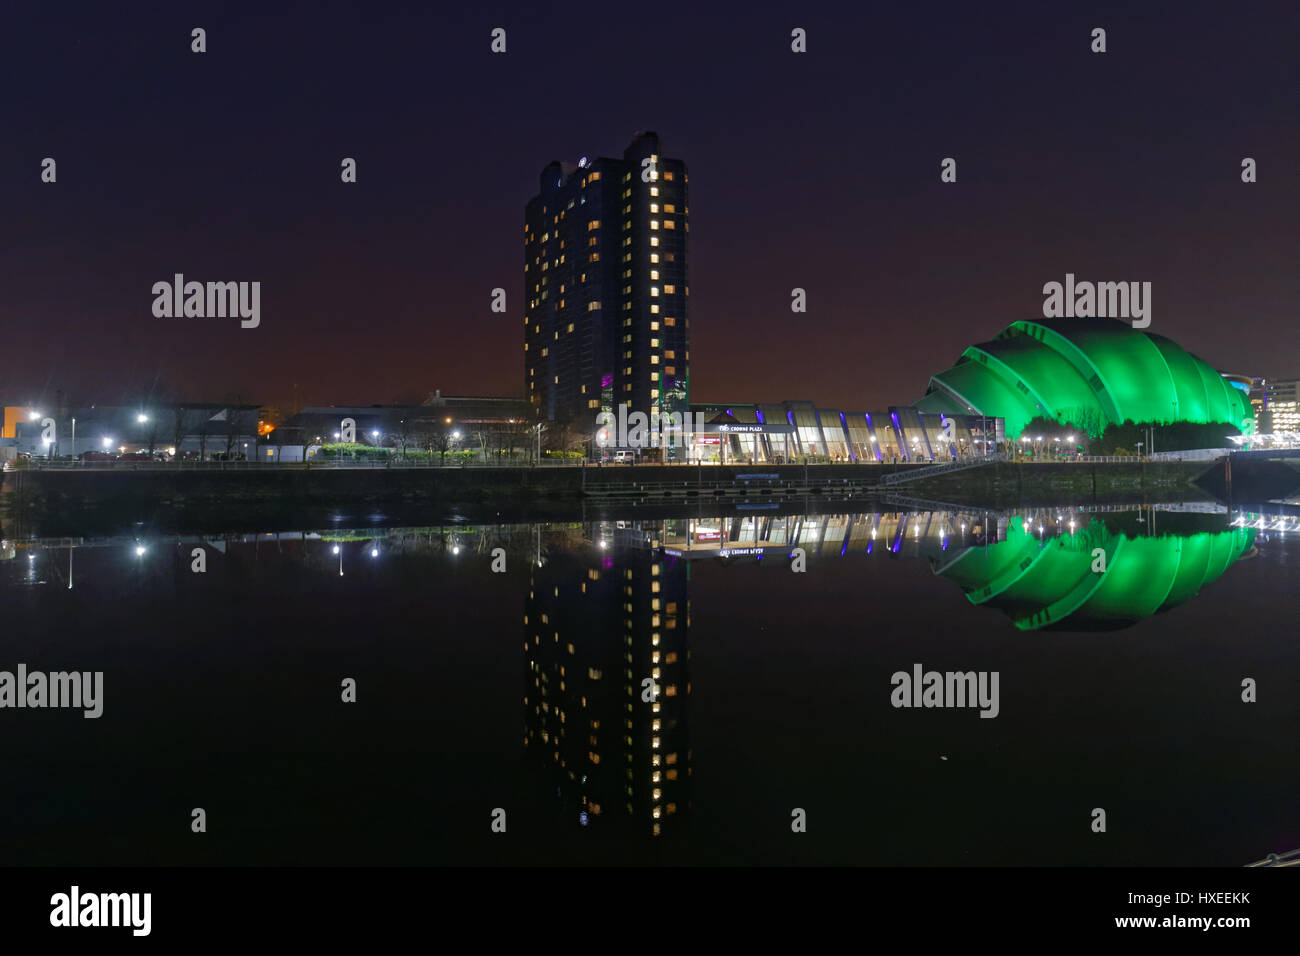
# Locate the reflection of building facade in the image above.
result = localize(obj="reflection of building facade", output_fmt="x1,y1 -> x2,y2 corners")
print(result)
936,514 -> 1257,630
658,510 -> 1006,562
524,524 -> 690,835
691,401 -> 1003,464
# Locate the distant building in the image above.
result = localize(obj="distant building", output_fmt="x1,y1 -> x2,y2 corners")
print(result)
274,393 -> 530,461
5,403 -> 260,460
1262,378 -> 1300,433
525,132 -> 689,452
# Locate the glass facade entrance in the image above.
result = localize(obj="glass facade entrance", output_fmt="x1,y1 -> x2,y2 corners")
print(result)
689,401 -> 1004,464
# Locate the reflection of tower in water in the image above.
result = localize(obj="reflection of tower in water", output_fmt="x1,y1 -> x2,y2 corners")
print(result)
524,523 -> 691,835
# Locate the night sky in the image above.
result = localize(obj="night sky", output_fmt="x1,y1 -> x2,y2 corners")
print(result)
4,0 -> 1297,412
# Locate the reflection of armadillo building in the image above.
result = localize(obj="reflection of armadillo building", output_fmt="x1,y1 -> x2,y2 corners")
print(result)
524,525 -> 690,835
934,515 -> 1256,630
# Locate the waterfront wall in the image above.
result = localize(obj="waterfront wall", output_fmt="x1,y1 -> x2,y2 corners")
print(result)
903,460 -> 1209,507
1,459 -> 1214,536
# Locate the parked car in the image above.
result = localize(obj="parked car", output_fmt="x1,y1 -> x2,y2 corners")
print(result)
77,451 -> 116,462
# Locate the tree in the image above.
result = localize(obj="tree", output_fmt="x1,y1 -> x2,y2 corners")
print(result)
221,400 -> 255,460
386,417 -> 415,457
197,412 -> 211,460
171,405 -> 194,461
543,411 -> 587,458
413,420 -> 452,464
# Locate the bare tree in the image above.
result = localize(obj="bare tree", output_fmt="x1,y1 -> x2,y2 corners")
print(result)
412,420 -> 453,464
197,412 -> 210,460
389,417 -> 415,457
171,405 -> 192,461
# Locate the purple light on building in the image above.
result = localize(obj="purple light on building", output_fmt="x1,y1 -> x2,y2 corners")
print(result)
891,411 -> 906,461
864,412 -> 883,461
839,411 -> 855,462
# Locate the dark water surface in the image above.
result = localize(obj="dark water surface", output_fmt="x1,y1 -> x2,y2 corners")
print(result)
2,501 -> 1296,865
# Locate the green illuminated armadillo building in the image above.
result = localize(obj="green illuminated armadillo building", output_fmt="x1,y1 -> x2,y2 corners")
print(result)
915,319 -> 1254,439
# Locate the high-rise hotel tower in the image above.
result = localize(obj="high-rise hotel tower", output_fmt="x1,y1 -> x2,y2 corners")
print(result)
524,132 -> 689,454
